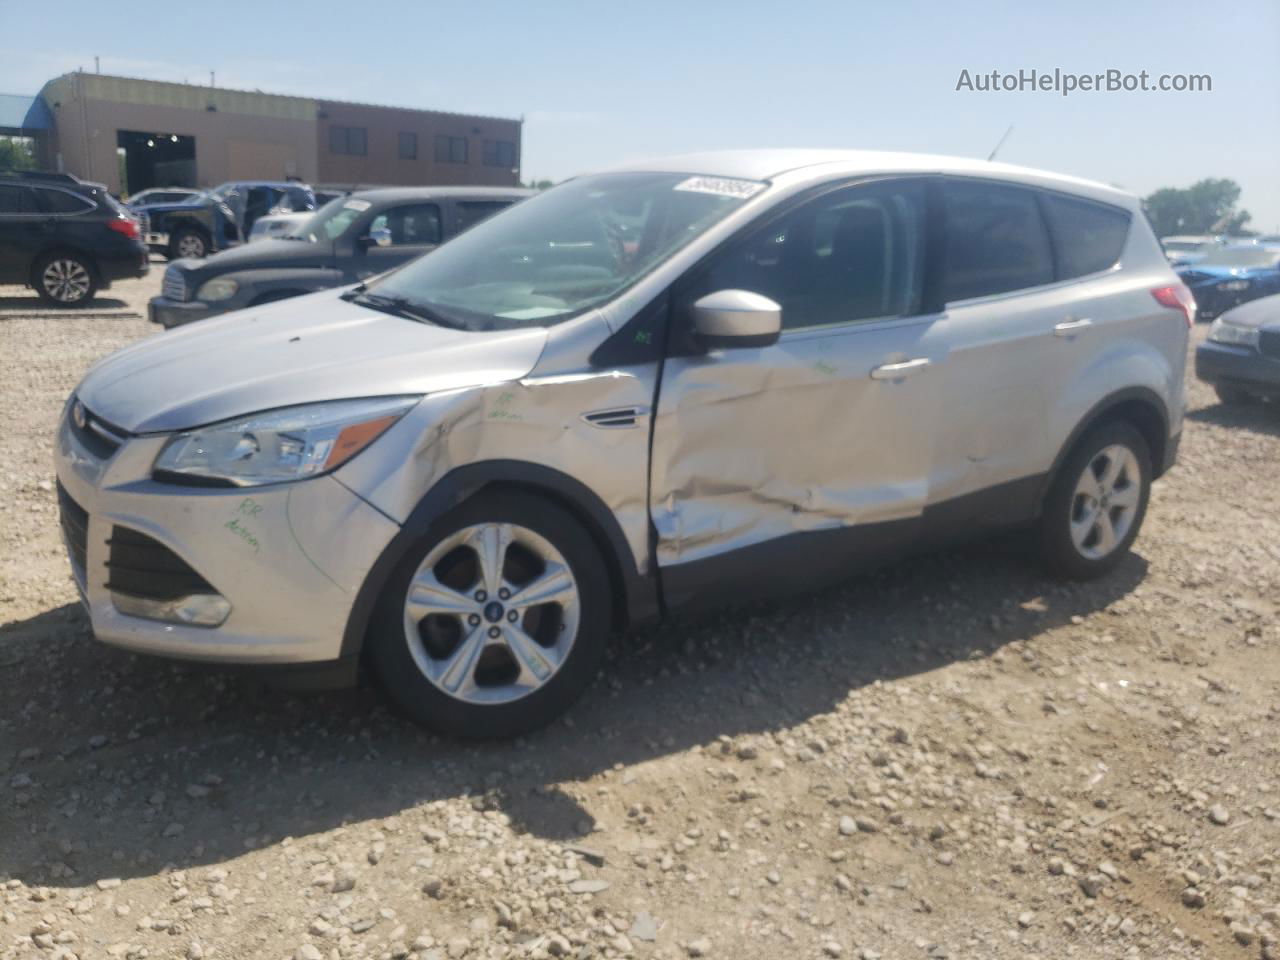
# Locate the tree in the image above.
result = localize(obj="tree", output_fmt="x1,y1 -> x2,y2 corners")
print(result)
1143,178 -> 1252,237
523,178 -> 555,191
0,136 -> 37,172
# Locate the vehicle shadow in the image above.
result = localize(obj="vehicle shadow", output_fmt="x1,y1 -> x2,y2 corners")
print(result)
0,295 -> 132,312
1187,399 -> 1280,437
0,538 -> 1148,886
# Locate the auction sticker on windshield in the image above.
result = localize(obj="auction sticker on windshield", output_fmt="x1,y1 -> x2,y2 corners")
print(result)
343,199 -> 372,212
673,176 -> 766,199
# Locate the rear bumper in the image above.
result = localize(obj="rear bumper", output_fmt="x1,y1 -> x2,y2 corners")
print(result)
1195,340 -> 1280,398
148,295 -> 224,328
98,245 -> 151,284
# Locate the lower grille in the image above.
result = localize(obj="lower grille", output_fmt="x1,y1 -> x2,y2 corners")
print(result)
57,481 -> 89,574
1260,328 -> 1280,361
162,266 -> 188,302
106,526 -> 216,601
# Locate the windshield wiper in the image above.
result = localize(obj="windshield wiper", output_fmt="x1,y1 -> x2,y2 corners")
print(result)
349,291 -> 464,329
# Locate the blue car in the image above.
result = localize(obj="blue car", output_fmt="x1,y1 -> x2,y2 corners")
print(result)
133,181 -> 316,260
1177,244 -> 1280,320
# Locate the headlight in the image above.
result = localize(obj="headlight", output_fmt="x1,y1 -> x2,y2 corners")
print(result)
1217,279 -> 1251,292
195,277 -> 239,302
1208,318 -> 1260,348
154,396 -> 419,486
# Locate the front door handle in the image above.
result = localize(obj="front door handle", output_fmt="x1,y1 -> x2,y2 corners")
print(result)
870,357 -> 930,380
1054,318 -> 1093,336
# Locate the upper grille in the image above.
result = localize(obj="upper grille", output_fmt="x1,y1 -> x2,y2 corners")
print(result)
56,481 -> 89,575
1260,328 -> 1280,362
162,266 -> 189,302
106,526 -> 216,601
69,400 -> 129,459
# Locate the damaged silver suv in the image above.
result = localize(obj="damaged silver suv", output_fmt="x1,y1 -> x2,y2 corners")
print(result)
56,151 -> 1192,737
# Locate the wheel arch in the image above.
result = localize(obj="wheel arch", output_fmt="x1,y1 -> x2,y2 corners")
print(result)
340,460 -> 660,661
1038,386 -> 1171,509
29,244 -> 101,287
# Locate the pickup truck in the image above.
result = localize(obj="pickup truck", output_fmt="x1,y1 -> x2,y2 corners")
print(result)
135,181 -> 316,259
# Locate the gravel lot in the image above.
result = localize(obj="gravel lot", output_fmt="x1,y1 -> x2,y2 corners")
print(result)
2,270 -> 1278,960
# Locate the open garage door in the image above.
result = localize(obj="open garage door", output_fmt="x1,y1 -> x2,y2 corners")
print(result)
117,130 -> 196,195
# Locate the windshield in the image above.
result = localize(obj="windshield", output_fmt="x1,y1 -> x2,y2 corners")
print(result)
293,196 -> 371,240
1198,247 -> 1280,268
364,172 -> 765,330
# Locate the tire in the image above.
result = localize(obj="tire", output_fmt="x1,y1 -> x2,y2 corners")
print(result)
1038,420 -> 1152,581
1215,383 -> 1255,406
368,491 -> 612,739
33,252 -> 97,306
169,228 -> 208,260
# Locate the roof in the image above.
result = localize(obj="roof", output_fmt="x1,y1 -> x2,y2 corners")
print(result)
40,72 -> 519,125
347,186 -> 534,202
0,92 -> 52,130
595,149 -> 1131,204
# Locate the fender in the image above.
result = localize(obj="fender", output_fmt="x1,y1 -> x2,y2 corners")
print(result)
1037,385 -> 1172,509
339,460 -> 661,660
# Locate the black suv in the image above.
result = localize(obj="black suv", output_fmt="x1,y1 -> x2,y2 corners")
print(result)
0,172 -> 149,305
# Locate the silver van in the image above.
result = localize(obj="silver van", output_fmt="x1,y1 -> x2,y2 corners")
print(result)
55,150 -> 1193,737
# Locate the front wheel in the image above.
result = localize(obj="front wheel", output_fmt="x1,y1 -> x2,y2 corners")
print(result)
1038,421 -> 1152,580
368,491 -> 612,738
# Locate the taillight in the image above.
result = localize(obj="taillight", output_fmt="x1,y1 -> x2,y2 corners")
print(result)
107,216 -> 140,240
1151,283 -> 1196,328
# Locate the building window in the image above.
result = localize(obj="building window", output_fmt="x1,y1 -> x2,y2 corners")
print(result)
399,132 -> 418,160
329,126 -> 367,156
434,135 -> 468,164
483,140 -> 517,168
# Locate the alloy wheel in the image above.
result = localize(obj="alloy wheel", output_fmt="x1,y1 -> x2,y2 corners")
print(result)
42,259 -> 91,303
1069,444 -> 1142,560
402,522 -> 581,705
176,233 -> 206,258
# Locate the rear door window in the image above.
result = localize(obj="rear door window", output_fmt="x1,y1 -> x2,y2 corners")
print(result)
455,200 -> 511,234
38,188 -> 95,214
1040,193 -> 1131,279
0,184 -> 38,214
941,180 -> 1054,301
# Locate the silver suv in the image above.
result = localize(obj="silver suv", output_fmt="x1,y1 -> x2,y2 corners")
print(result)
55,150 -> 1192,737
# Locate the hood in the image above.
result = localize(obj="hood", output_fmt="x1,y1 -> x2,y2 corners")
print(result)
1217,292 -> 1280,329
178,235 -> 328,275
76,288 -> 549,434
135,197 -> 210,214
1180,263 -> 1276,282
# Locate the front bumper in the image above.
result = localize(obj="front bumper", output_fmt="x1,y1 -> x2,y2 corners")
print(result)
53,403 -> 400,667
1195,339 -> 1280,398
148,296 -> 227,328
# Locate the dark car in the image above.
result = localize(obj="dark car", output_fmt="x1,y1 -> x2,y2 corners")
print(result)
1196,293 -> 1280,404
137,180 -> 317,260
148,186 -> 531,328
125,187 -> 199,209
1177,244 -> 1280,320
0,171 -> 148,305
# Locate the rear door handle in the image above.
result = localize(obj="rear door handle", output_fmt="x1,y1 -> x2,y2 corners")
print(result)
870,357 -> 930,380
1054,318 -> 1093,336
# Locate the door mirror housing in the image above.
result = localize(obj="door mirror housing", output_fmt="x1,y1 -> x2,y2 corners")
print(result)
359,226 -> 393,249
691,289 -> 782,348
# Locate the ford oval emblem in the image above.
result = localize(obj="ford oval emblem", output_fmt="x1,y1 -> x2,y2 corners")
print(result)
72,401 -> 86,430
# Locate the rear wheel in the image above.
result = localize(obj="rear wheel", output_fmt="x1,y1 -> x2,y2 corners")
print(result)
169,228 -> 208,260
34,252 -> 97,306
1038,421 -> 1151,580
368,491 -> 611,738
1215,383 -> 1255,405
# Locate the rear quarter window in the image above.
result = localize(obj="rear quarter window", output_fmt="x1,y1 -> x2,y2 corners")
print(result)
1040,193 -> 1131,279
39,188 -> 96,214
941,180 -> 1054,301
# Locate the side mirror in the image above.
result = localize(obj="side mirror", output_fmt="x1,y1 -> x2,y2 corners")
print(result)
359,227 -> 392,249
691,289 -> 782,348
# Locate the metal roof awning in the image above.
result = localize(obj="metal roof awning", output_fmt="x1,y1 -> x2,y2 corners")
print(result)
0,93 -> 53,132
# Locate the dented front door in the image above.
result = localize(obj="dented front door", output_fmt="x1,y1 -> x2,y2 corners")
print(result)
648,177 -> 942,576
649,316 -> 940,571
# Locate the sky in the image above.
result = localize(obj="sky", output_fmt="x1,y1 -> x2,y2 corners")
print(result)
1,0 -> 1277,230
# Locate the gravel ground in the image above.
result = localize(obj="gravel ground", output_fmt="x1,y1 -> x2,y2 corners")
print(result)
2,273 -> 1279,960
